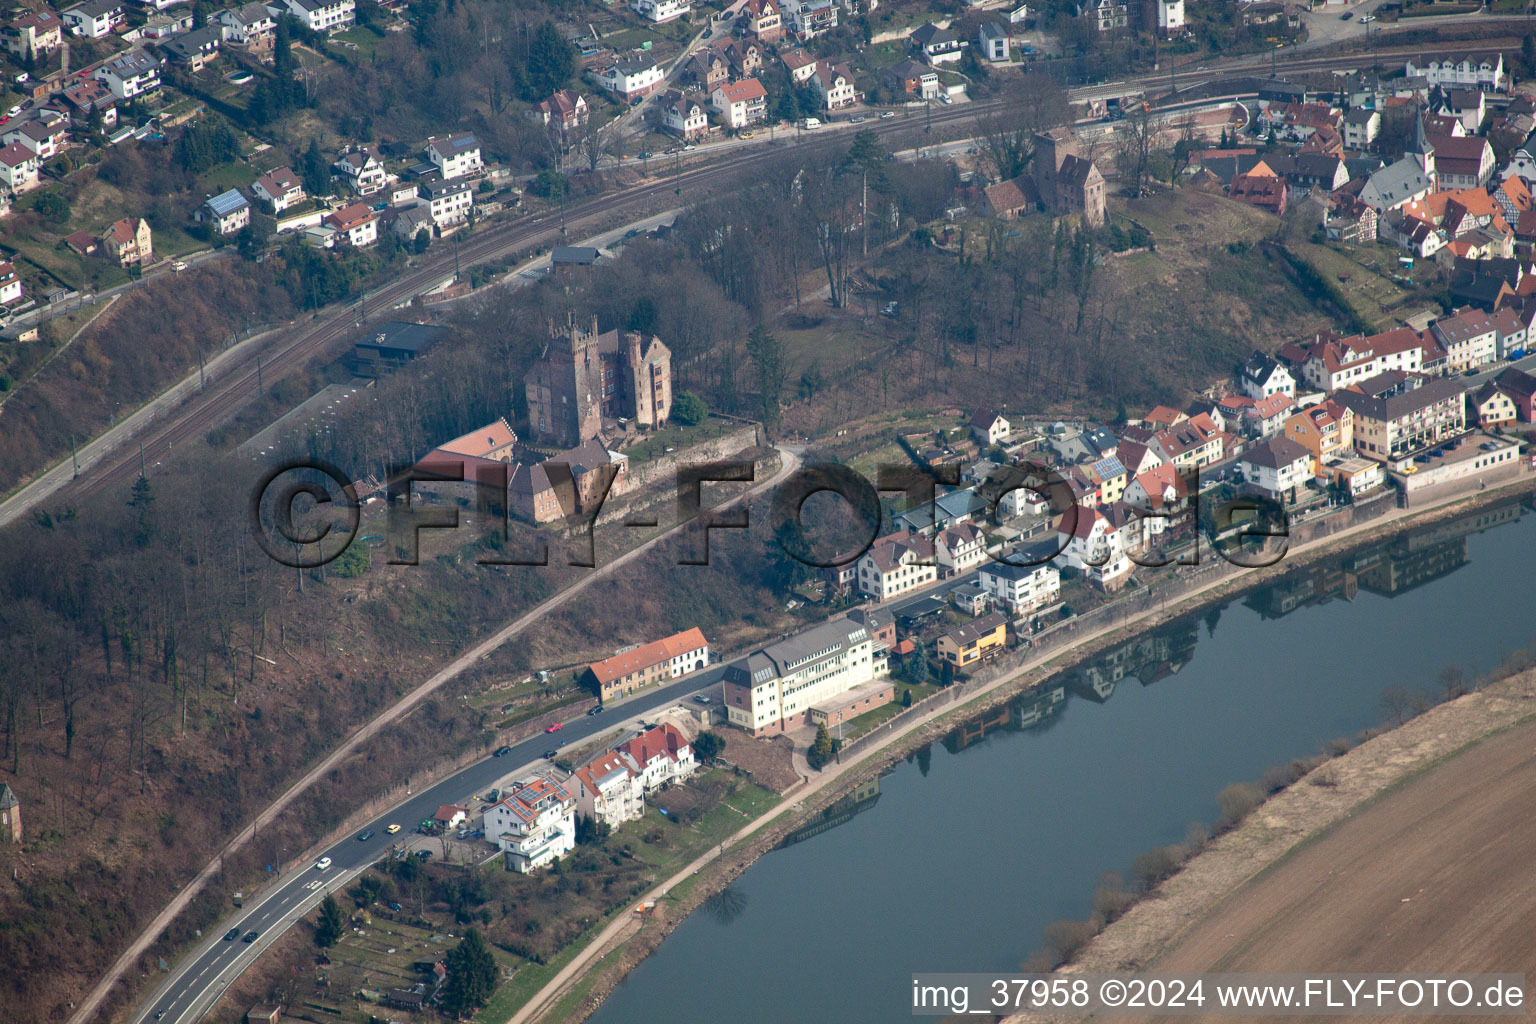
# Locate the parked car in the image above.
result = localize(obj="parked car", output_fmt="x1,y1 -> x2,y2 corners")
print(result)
683,143 -> 696,151
315,857 -> 332,871
693,694 -> 712,704
171,260 -> 187,272
357,829 -> 375,841
544,749 -> 559,760
1340,10 -> 1352,18
664,146 -> 680,154
224,928 -> 240,941
493,745 -> 512,757
416,849 -> 432,860
587,705 -> 604,716
880,110 -> 896,119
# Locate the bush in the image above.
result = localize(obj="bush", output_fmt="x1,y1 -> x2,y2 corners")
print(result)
672,390 -> 708,426
1214,782 -> 1263,832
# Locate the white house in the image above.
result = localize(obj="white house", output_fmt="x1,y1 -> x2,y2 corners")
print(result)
856,531 -> 937,601
630,0 -> 690,21
593,54 -> 664,102
723,618 -> 881,735
485,775 -> 576,873
1238,352 -> 1295,400
1405,53 -> 1505,91
271,0 -> 355,33
779,0 -> 837,39
0,260 -> 22,306
711,78 -> 768,129
571,751 -> 644,829
1154,0 -> 1184,37
910,21 -> 966,64
935,522 -> 987,576
323,202 -> 378,246
94,49 -> 161,99
977,22 -> 1009,62
978,561 -> 1061,615
252,167 -> 305,211
421,177 -> 472,226
661,90 -> 709,140
1055,506 -> 1132,590
0,142 -> 41,192
616,724 -> 696,792
809,60 -> 856,110
968,408 -> 1010,446
1238,436 -> 1312,503
3,119 -> 66,160
61,0 -> 123,38
200,189 -> 250,235
425,133 -> 482,180
332,148 -> 386,196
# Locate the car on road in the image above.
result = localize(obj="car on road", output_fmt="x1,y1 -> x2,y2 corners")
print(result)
851,115 -> 866,123
880,110 -> 896,119
664,146 -> 679,154
545,722 -> 563,733
693,694 -> 712,704
357,829 -> 375,841
544,749 -> 560,760
587,705 -> 604,716
224,928 -> 240,941
6,104 -> 19,116
1359,12 -> 1374,21
386,823 -> 401,834
638,150 -> 652,159
683,144 -> 696,151
242,930 -> 259,943
315,857 -> 332,871
1340,10 -> 1352,17
171,260 -> 188,272
493,745 -> 512,757
739,130 -> 754,138
939,95 -> 952,105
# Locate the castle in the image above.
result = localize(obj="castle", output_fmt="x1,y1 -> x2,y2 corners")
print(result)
524,313 -> 674,447
1032,128 -> 1107,228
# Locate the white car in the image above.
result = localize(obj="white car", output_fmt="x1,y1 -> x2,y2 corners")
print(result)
1359,13 -> 1374,21
880,110 -> 896,119
314,857 -> 332,871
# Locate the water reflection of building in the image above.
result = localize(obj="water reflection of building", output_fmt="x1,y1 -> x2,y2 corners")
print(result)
1012,684 -> 1066,729
779,776 -> 882,847
1353,536 -> 1468,597
943,705 -> 1012,754
1065,625 -> 1198,703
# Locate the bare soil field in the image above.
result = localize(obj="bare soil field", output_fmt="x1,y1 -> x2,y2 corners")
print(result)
1019,666 -> 1536,1024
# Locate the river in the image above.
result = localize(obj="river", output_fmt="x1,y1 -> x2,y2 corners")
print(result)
584,495 -> 1536,1024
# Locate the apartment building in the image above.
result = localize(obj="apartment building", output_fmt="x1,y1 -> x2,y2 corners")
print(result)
977,561 -> 1061,615
570,751 -> 645,829
724,619 -> 881,735
1331,371 -> 1468,465
856,531 -> 937,601
425,133 -> 482,180
935,612 -> 1007,669
485,775 -> 576,873
585,627 -> 710,704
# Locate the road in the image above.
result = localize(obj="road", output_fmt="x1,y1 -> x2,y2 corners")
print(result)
138,666 -> 731,1024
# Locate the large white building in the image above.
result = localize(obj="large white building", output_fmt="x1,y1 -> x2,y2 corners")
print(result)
1056,506 -> 1133,591
1238,436 -> 1313,504
1404,53 -> 1505,91
425,133 -> 482,180
631,0 -> 690,21
977,561 -> 1061,616
570,750 -> 645,829
724,619 -> 883,735
272,0 -> 355,33
856,531 -> 937,601
485,775 -> 576,873
593,54 -> 664,101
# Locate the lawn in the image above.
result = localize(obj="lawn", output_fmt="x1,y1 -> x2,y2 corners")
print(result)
1287,240 -> 1419,333
622,413 -> 749,464
836,680 -> 939,742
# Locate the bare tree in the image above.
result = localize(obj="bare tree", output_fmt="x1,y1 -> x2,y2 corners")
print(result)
578,117 -> 621,173
1115,103 -> 1158,198
974,72 -> 1070,182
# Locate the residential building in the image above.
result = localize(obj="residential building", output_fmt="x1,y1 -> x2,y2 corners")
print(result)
1238,352 -> 1295,400
0,143 -> 40,193
593,54 -> 664,102
710,79 -> 768,129
716,36 -> 762,77
781,47 -> 817,84
1342,108 -> 1380,150
1430,307 -> 1498,373
631,0 -> 690,22
425,133 -> 481,180
94,49 -> 161,99
857,530 -> 938,601
530,90 -> 588,133
200,189 -> 250,235
1283,327 -> 1427,391
420,176 -> 473,226
742,0 -> 782,41
485,776 -> 576,872
323,202 -> 377,246
968,408 -> 1010,446
909,22 -> 965,64
780,0 -> 836,39
1283,400 -> 1354,474
1055,506 -> 1132,590
977,561 -> 1061,615
218,3 -> 275,54
1150,413 -> 1225,471
683,48 -> 730,92
62,0 -> 123,38
525,313 -> 673,446
884,57 -> 939,99
1404,53 -> 1505,91
1489,306 -> 1528,359
616,724 -> 696,791
936,612 -> 1008,669
102,216 -> 152,266
1238,436 -> 1312,503
1492,366 -> 1536,420
1428,133 -> 1494,189
252,168 -> 304,212
660,90 -> 708,140
1151,0 -> 1185,38
159,24 -> 220,69
1359,157 -> 1435,213
273,0 -> 355,33
571,751 -> 644,829
332,148 -> 386,196
584,627 -> 710,704
977,22 -> 1009,62
2,9 -> 63,58
723,618 -> 881,735
0,261 -> 22,306
1229,170 -> 1287,216
3,119 -> 66,160
1471,381 -> 1517,427
1332,371 -> 1467,464
808,60 -> 856,110
1080,0 -> 1130,31
935,522 -> 987,576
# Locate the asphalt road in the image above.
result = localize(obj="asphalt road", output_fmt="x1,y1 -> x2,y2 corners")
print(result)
138,666 -> 729,1024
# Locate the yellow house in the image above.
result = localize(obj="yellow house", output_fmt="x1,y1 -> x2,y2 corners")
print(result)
1472,382 -> 1516,427
1283,400 -> 1354,475
935,612 -> 1007,668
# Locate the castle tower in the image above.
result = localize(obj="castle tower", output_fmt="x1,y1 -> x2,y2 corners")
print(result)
0,783 -> 19,844
1031,128 -> 1077,210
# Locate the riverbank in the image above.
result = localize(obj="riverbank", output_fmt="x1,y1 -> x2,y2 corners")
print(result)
1010,660 -> 1536,1024
514,478 -> 1536,1024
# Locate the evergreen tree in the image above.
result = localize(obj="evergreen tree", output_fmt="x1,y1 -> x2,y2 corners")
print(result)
314,894 -> 345,947
526,21 -> 575,98
129,476 -> 155,547
902,688 -> 913,708
302,139 -> 330,198
746,325 -> 786,432
627,295 -> 658,334
693,730 -> 725,760
807,723 -> 835,770
442,929 -> 498,1016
